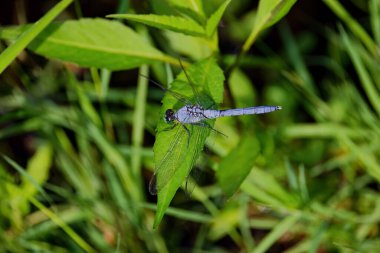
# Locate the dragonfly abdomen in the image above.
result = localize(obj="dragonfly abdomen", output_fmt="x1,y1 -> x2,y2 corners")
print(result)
218,106 -> 282,117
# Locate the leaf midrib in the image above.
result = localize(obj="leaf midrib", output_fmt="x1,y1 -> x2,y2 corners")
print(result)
33,36 -> 163,59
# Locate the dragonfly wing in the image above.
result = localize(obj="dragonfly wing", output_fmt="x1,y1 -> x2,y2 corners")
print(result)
183,123 -> 212,195
140,74 -> 193,106
150,124 -> 188,194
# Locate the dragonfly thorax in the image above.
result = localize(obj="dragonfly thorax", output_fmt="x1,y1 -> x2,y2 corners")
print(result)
164,109 -> 176,123
176,105 -> 207,124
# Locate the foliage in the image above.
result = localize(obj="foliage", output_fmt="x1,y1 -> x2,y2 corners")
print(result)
1,0 -> 380,252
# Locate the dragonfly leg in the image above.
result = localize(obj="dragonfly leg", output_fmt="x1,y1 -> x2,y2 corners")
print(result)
148,175 -> 158,195
181,124 -> 191,147
159,123 -> 177,133
193,121 -> 227,137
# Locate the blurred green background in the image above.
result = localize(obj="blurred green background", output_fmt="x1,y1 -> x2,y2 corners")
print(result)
1,0 -> 380,252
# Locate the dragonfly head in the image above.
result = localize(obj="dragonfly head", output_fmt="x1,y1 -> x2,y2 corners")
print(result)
164,109 -> 176,123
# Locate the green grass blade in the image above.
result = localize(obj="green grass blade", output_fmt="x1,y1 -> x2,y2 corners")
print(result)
252,214 -> 300,253
2,154 -> 48,202
370,0 -> 380,44
131,65 -> 149,185
340,26 -> 380,116
0,0 -> 73,74
29,197 -> 96,253
107,14 -> 206,37
323,0 -> 379,55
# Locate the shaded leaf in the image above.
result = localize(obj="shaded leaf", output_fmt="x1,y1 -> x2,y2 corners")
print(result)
217,135 -> 260,197
107,14 -> 206,37
169,0 -> 206,24
168,0 -> 205,16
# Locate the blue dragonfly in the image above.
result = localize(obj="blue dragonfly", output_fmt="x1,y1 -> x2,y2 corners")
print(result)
148,62 -> 282,195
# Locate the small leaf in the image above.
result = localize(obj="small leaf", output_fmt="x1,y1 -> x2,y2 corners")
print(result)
22,143 -> 53,195
26,18 -> 175,70
243,0 -> 298,52
152,58 -> 224,228
168,0 -> 205,17
209,203 -> 240,240
217,135 -> 260,197
206,0 -> 231,37
107,14 -> 206,37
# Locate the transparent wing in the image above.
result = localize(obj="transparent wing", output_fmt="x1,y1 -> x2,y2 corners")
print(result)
149,124 -> 188,194
183,124 -> 212,195
179,59 -> 203,106
140,74 -> 193,106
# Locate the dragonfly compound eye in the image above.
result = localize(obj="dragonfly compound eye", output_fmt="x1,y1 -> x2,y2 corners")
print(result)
164,109 -> 175,123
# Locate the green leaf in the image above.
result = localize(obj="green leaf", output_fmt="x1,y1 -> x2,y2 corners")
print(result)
206,0 -> 231,37
217,135 -> 260,197
0,0 -> 73,74
107,14 -> 206,37
152,58 -> 224,228
22,143 -> 53,197
242,0 -> 298,52
25,18 -> 176,70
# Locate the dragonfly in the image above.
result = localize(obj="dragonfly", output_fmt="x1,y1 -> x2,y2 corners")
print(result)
148,62 -> 282,195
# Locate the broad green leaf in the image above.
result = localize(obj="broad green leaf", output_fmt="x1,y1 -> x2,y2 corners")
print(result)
23,18 -> 176,70
152,58 -> 224,228
107,14 -> 206,37
242,0 -> 298,52
0,0 -> 73,74
206,0 -> 231,37
217,135 -> 260,197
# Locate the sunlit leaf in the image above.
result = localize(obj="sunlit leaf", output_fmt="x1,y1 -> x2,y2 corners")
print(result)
242,0 -> 298,52
152,57 -> 224,228
26,18 -> 176,70
206,0 -> 231,37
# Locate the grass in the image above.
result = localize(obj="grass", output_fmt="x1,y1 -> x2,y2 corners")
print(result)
1,0 -> 380,252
